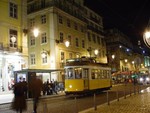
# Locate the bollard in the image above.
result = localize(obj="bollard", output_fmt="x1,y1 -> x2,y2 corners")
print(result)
43,103 -> 48,113
107,91 -> 110,105
134,85 -> 136,95
124,88 -> 126,99
94,93 -> 97,111
138,85 -> 140,94
129,86 -> 131,96
116,89 -> 119,101
74,97 -> 78,113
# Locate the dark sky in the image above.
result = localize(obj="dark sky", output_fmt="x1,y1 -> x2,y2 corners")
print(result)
84,0 -> 150,46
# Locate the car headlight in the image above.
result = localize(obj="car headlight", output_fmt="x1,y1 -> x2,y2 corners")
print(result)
140,78 -> 143,82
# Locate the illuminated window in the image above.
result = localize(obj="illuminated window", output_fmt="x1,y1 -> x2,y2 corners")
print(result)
41,32 -> 47,44
42,54 -> 47,64
30,54 -> 36,65
30,36 -> 35,46
9,29 -> 17,48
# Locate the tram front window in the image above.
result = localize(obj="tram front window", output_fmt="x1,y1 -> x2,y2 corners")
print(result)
66,68 -> 73,79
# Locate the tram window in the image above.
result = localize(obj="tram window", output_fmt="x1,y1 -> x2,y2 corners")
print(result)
75,68 -> 82,79
68,68 -> 73,79
103,70 -> 107,79
101,70 -> 104,78
83,69 -> 88,78
91,69 -> 95,79
97,70 -> 101,79
107,70 -> 110,78
95,70 -> 98,79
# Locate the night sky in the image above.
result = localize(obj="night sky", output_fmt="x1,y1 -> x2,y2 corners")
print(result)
84,0 -> 150,46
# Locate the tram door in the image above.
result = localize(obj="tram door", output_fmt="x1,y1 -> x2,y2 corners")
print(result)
83,68 -> 89,90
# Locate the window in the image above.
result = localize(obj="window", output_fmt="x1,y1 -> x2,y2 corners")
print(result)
30,54 -> 36,65
80,25 -> 84,32
41,15 -> 46,24
74,22 -> 78,30
42,54 -> 47,64
60,32 -> 64,43
9,29 -> 17,48
75,38 -> 79,47
69,53 -> 73,59
41,32 -> 47,44
67,19 -> 71,27
97,36 -> 101,44
87,32 -> 91,41
75,68 -> 82,79
61,51 -> 65,62
30,18 -> 35,27
82,40 -> 85,48
30,36 -> 35,46
59,15 -> 63,24
9,2 -> 17,18
66,68 -> 73,79
68,35 -> 71,45
92,34 -> 96,43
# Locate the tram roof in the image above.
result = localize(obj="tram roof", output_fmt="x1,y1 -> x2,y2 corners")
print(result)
14,68 -> 64,73
65,57 -> 109,67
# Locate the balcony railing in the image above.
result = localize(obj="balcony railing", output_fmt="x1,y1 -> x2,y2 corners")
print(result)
0,42 -> 22,53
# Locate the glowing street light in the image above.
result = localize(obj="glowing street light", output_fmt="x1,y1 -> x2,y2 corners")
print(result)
33,28 -> 39,37
143,19 -> 150,48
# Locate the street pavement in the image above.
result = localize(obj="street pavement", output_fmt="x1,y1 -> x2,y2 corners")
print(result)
1,85 -> 150,113
79,87 -> 150,113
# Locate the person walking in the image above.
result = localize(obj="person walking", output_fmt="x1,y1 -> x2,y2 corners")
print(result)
11,78 -> 27,113
29,75 -> 43,113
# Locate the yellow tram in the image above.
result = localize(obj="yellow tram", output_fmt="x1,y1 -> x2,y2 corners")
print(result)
64,57 -> 112,95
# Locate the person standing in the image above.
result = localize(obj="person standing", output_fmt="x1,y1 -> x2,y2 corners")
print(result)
22,78 -> 28,99
11,80 -> 27,113
29,75 -> 43,113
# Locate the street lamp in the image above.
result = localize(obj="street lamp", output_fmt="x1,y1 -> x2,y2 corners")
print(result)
143,19 -> 150,48
33,28 -> 39,38
55,39 -> 70,47
94,49 -> 99,56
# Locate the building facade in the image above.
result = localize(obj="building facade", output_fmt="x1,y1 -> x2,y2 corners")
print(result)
105,28 -> 145,80
27,0 -> 107,83
0,0 -> 28,92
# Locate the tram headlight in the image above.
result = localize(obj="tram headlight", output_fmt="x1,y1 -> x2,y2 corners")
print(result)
146,77 -> 150,81
69,85 -> 72,88
139,78 -> 143,82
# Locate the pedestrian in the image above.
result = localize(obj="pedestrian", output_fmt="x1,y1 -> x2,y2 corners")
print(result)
29,74 -> 43,113
22,78 -> 28,99
50,81 -> 57,94
11,78 -> 27,113
42,82 -> 47,95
